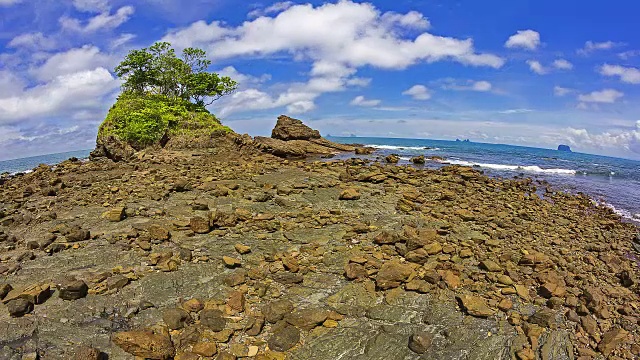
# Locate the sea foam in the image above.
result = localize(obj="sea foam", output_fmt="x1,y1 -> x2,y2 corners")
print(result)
440,159 -> 577,175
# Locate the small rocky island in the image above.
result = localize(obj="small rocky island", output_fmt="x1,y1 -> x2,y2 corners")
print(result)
557,145 -> 572,152
0,43 -> 638,360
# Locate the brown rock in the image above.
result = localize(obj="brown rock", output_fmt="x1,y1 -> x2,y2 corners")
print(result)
163,308 -> 191,330
223,256 -> 241,268
597,328 -> 628,356
408,331 -> 433,354
271,115 -> 321,141
285,308 -> 330,330
456,294 -> 494,318
263,299 -> 294,323
373,231 -> 399,245
227,290 -> 245,312
234,243 -> 251,254
344,263 -> 368,280
72,346 -> 102,360
375,261 -> 413,290
479,260 -> 502,272
339,188 -> 360,200
0,283 -> 11,300
112,331 -> 175,359
411,156 -> 426,165
57,278 -> 88,300
268,325 -> 300,352
148,225 -> 171,241
385,154 -> 400,163
190,216 -> 211,234
201,309 -> 227,331
192,342 -> 217,357
183,298 -> 204,312
7,298 -> 33,317
101,207 -> 126,222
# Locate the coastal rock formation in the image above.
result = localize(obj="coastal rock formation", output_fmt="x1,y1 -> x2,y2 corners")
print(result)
253,115 -> 356,158
1,130 -> 638,359
558,144 -> 572,152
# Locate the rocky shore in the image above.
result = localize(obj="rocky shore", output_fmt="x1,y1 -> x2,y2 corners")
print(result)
0,117 -> 638,360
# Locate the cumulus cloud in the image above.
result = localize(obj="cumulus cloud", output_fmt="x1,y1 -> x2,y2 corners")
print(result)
554,86 -> 574,97
564,122 -> 640,155
505,30 -> 541,50
8,32 -> 57,50
0,67 -> 120,123
402,85 -> 431,100
217,66 -> 271,87
60,5 -> 135,33
578,40 -> 625,55
552,59 -> 573,70
350,95 -> 381,107
618,50 -> 640,60
31,45 -> 116,82
599,64 -> 640,84
577,89 -> 624,103
526,60 -> 547,75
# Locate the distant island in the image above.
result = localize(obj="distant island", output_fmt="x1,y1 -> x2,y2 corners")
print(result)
456,138 -> 471,143
557,144 -> 572,152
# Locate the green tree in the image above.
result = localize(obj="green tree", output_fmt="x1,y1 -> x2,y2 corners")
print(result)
114,42 -> 237,107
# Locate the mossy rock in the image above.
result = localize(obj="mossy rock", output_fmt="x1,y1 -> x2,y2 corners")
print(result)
93,93 -> 233,160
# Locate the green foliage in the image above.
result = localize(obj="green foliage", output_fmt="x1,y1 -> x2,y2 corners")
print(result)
99,93 -> 231,149
115,42 -> 237,106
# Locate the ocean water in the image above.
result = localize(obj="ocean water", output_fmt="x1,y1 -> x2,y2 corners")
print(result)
329,136 -> 640,224
0,149 -> 92,175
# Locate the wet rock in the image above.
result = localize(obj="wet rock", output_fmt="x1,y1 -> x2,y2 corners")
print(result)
101,207 -> 126,222
375,261 -> 413,290
456,294 -> 494,318
112,331 -> 175,359
263,299 -> 294,323
408,331 -> 433,354
385,154 -> 400,164
57,278 -> 88,300
597,327 -> 628,356
7,298 -> 33,317
339,188 -> 360,200
411,156 -> 425,165
268,325 -> 300,352
163,308 -> 191,330
200,309 -> 227,331
285,308 -> 330,331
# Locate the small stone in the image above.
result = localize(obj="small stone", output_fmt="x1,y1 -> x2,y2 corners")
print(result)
223,269 -> 247,287
163,308 -> 191,330
263,299 -> 294,323
183,298 -> 204,312
528,308 -> 557,329
57,278 -> 88,300
72,346 -> 102,360
66,229 -> 90,242
516,348 -> 535,360
597,327 -> 628,356
323,319 -> 339,328
344,263 -> 367,280
106,274 -> 130,290
227,290 -> 245,312
339,188 -> 360,200
192,342 -> 217,357
234,243 -> 251,254
456,294 -> 494,318
498,298 -> 513,311
268,325 -> 300,352
200,309 -> 226,331
0,283 -> 12,300
7,298 -> 33,317
385,154 -> 400,163
375,261 -> 413,290
408,331 -> 433,354
479,260 -> 502,272
148,225 -> 171,241
223,256 -> 241,268
459,249 -> 473,258
101,207 -> 126,222
285,308 -> 330,331
229,344 -> 250,357
497,275 -> 514,286
112,331 -> 175,359
190,216 -> 211,234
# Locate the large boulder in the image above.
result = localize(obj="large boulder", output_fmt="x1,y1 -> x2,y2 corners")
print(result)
272,115 -> 321,141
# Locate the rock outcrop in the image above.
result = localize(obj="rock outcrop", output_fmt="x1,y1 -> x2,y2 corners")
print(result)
557,144 -> 572,152
253,115 -> 356,158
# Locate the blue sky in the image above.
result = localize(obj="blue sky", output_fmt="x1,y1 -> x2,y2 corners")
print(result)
1,0 -> 640,160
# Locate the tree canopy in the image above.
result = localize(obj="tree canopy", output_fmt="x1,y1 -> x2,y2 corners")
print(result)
114,42 -> 237,107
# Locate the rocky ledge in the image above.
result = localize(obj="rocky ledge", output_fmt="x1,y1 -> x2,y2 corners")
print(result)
0,120 -> 638,360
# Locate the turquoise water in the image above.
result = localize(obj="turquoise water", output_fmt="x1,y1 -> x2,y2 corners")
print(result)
329,136 -> 640,223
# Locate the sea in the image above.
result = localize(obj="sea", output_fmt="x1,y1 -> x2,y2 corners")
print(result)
1,138 -> 639,225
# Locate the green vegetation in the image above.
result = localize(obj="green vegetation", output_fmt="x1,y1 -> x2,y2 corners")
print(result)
99,42 -> 236,148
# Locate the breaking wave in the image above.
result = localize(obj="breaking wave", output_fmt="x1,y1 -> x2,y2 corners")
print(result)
439,159 -> 577,175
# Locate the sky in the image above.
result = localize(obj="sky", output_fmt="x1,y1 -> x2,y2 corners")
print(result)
1,0 -> 640,161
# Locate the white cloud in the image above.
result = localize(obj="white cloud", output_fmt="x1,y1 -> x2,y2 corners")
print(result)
578,40 -> 625,55
31,45 -> 116,82
441,79 -> 492,92
248,1 -> 295,18
8,32 -> 57,50
217,66 -> 271,87
599,64 -> 640,84
554,86 -> 573,97
350,95 -> 381,107
618,50 -> 640,60
0,0 -> 21,5
0,71 -> 26,97
402,85 -> 431,100
110,33 -> 136,49
578,89 -> 624,103
565,122 -> 640,155
498,109 -> 533,114
505,30 -> 541,50
72,0 -> 109,12
0,68 -> 120,123
552,59 -> 573,70
60,5 -> 135,33
163,1 -> 504,71
526,60 -> 547,75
